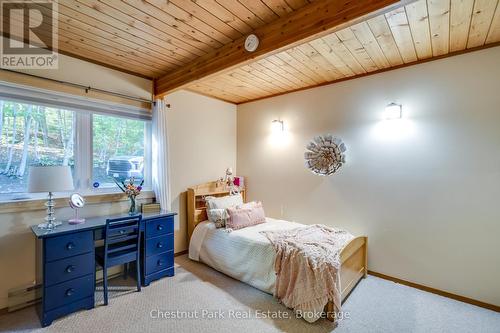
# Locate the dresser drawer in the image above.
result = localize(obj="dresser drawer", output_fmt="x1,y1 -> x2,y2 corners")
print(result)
45,231 -> 93,262
145,234 -> 174,257
145,216 -> 174,238
45,252 -> 94,287
145,251 -> 174,275
44,274 -> 94,311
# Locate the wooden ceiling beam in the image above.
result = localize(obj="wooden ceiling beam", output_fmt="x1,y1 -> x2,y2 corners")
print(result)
154,0 -> 409,97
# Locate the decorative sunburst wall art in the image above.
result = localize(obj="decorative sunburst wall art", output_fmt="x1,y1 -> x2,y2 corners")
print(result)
304,134 -> 346,176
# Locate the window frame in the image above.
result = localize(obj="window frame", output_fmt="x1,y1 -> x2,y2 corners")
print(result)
0,99 -> 152,202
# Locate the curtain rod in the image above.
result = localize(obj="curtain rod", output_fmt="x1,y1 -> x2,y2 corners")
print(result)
1,69 -> 154,104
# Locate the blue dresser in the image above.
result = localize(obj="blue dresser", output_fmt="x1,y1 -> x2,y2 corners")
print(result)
142,215 -> 175,285
31,211 -> 176,327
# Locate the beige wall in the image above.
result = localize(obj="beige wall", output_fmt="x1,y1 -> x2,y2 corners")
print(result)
166,90 -> 237,253
237,47 -> 500,306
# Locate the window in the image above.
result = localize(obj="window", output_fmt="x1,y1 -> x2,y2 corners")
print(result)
0,100 -> 75,195
92,114 -> 146,188
0,98 -> 151,200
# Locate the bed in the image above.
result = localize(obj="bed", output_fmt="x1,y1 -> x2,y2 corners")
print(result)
187,181 -> 367,322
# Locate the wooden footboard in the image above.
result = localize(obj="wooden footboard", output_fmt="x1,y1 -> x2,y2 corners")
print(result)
325,236 -> 368,321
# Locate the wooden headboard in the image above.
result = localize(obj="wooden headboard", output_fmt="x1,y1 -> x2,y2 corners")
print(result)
187,181 -> 246,242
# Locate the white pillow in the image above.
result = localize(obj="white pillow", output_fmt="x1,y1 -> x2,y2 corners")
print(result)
206,193 -> 243,210
206,208 -> 229,228
205,194 -> 243,228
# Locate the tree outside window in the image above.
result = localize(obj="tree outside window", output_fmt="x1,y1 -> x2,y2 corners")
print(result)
0,100 -> 74,194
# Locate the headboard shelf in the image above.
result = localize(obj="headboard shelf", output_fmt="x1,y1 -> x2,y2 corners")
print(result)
196,190 -> 237,196
187,180 -> 246,243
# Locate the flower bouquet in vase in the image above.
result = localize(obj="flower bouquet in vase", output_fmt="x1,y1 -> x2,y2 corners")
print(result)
114,177 -> 144,215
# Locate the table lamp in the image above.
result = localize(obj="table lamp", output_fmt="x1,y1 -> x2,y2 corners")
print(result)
28,166 -> 74,230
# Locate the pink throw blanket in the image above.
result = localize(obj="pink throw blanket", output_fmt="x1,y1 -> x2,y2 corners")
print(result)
261,224 -> 354,323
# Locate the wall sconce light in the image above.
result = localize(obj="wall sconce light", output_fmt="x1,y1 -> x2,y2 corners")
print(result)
271,119 -> 284,134
384,103 -> 402,120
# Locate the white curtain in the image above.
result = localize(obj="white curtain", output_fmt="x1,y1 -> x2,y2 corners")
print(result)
152,98 -> 171,211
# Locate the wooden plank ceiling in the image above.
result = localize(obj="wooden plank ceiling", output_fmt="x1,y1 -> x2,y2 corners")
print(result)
3,0 -> 314,78
3,0 -> 499,103
187,0 -> 500,103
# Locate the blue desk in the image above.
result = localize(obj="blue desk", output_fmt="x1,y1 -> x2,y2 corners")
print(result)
31,211 -> 177,327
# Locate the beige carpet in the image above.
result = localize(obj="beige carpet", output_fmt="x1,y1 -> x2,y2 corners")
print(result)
1,255 -> 499,333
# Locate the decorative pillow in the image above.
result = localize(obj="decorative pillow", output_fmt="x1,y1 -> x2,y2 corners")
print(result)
226,202 -> 266,231
206,208 -> 229,228
205,194 -> 243,228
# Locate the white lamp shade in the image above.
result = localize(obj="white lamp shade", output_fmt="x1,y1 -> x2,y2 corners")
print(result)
28,166 -> 74,193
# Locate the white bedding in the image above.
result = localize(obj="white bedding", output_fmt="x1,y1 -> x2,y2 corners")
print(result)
189,217 -> 303,294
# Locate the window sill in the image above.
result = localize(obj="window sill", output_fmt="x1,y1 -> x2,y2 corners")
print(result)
0,190 -> 155,214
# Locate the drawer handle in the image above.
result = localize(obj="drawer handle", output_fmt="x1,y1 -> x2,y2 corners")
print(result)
65,265 -> 75,273
157,260 -> 164,266
157,242 -> 163,248
157,225 -> 163,231
65,288 -> 75,297
66,242 -> 75,250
